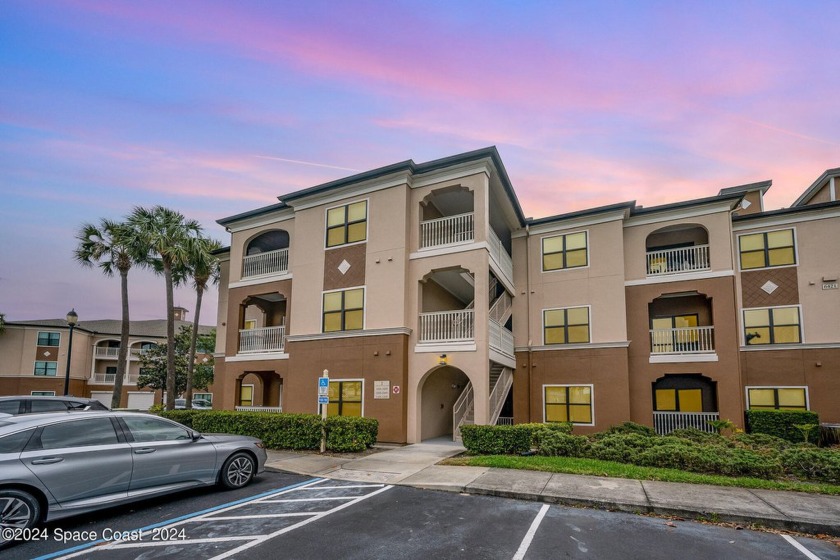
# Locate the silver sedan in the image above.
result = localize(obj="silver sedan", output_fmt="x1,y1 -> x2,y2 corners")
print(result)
0,411 -> 267,544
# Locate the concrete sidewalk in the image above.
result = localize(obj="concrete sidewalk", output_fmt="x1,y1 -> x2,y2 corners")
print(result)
265,440 -> 840,537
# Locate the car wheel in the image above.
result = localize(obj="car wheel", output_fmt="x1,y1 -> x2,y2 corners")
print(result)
0,489 -> 40,545
220,452 -> 255,489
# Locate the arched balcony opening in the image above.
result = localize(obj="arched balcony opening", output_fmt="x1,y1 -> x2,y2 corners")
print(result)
645,224 -> 710,276
242,230 -> 290,278
652,374 -> 719,434
238,293 -> 288,354
419,187 -> 475,249
418,267 -> 475,344
648,292 -> 715,355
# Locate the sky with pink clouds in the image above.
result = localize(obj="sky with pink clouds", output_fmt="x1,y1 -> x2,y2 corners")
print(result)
1,0 -> 838,323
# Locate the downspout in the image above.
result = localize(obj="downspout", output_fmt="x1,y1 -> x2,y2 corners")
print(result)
525,223 -> 533,422
831,176 -> 836,202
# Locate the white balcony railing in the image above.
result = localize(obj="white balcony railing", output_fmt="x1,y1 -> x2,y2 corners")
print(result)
650,326 -> 715,354
419,310 -> 474,343
239,325 -> 286,354
487,228 -> 513,282
236,406 -> 282,413
420,212 -> 474,249
92,373 -> 116,384
452,382 -> 474,442
94,347 -> 120,359
242,248 -> 289,278
653,411 -> 719,435
489,320 -> 514,357
646,244 -> 710,276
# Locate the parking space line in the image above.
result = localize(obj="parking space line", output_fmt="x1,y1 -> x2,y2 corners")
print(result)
303,484 -> 386,490
512,504 -> 550,560
261,497 -> 357,502
782,535 -> 823,560
199,513 -> 315,520
40,478 -> 324,560
97,536 -> 258,549
206,484 -> 394,560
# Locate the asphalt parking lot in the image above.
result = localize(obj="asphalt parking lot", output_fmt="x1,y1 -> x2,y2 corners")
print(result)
6,470 -> 839,560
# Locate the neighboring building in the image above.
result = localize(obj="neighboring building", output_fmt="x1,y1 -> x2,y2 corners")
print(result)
0,307 -> 216,409
213,147 -> 839,442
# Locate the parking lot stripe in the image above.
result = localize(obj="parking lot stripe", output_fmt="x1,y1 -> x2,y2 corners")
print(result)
303,484 -> 386,490
782,535 -> 823,560
206,484 -> 394,560
261,497 -> 357,502
37,477 -> 324,560
199,513 -> 316,520
512,504 -> 550,560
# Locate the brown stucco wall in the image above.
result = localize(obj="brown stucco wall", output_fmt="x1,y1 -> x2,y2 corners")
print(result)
625,276 -> 745,428
740,347 -> 840,423
514,346 -> 630,434
283,334 -> 409,443
741,267 -> 800,308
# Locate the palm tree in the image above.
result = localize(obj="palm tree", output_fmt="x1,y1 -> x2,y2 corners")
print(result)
74,219 -> 144,409
129,206 -> 202,410
183,236 -> 222,408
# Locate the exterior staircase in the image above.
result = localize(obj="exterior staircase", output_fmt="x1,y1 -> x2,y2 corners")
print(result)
453,362 -> 513,442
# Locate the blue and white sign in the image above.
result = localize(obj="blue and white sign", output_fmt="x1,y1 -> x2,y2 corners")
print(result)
318,377 -> 329,388
318,396 -> 329,404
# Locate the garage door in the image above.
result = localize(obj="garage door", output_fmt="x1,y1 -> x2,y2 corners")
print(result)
89,391 -> 113,409
127,391 -> 155,410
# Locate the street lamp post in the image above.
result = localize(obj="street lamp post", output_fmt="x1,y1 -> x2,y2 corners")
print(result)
63,309 -> 78,396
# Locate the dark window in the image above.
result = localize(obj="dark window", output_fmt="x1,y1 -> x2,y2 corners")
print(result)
328,381 -> 362,417
0,429 -> 36,453
38,418 -> 119,449
122,416 -> 191,442
34,361 -> 57,376
37,332 -> 60,346
30,400 -> 70,413
0,400 -> 23,415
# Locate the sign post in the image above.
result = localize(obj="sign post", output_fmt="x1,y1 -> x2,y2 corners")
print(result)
319,370 -> 329,453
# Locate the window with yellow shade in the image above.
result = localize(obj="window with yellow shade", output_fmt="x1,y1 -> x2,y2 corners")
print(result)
739,229 -> 795,270
326,201 -> 367,248
544,307 -> 590,345
743,306 -> 800,345
747,387 -> 807,410
323,288 -> 364,333
542,231 -> 588,271
328,380 -> 363,417
544,385 -> 593,424
654,388 -> 703,412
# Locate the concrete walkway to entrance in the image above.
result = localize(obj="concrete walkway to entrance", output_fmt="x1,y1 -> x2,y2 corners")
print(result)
266,440 -> 840,537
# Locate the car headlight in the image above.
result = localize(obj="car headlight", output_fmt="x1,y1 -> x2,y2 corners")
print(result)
254,441 -> 265,449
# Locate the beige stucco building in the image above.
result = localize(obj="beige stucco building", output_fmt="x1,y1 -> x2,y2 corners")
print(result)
0,309 -> 215,409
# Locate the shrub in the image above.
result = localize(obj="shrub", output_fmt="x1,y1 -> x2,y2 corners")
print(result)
537,431 -> 591,457
597,422 -> 656,438
780,448 -> 840,483
731,432 -> 792,451
588,433 -> 656,463
325,415 -> 378,452
460,424 -> 533,455
521,422 -> 573,448
669,428 -> 727,446
746,409 -> 820,445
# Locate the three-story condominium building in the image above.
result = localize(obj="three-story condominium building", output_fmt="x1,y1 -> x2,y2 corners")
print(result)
213,148 -> 839,443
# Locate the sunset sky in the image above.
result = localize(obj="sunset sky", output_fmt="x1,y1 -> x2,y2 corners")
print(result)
1,0 -> 838,323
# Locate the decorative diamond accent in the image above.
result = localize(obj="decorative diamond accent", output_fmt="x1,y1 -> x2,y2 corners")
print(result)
761,280 -> 778,294
337,259 -> 351,275
43,351 -> 51,357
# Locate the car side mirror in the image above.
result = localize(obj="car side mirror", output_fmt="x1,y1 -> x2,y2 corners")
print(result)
190,430 -> 202,442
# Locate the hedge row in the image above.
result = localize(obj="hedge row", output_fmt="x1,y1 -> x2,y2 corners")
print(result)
461,421 -> 840,483
746,409 -> 820,444
159,410 -> 377,452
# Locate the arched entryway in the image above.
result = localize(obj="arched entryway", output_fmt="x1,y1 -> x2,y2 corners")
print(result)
651,374 -> 718,434
236,371 -> 283,409
419,365 -> 470,440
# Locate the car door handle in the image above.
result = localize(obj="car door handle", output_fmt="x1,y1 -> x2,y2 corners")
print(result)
134,448 -> 156,455
31,457 -> 64,465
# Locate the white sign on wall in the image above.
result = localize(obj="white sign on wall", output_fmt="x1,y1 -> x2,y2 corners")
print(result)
374,380 -> 390,399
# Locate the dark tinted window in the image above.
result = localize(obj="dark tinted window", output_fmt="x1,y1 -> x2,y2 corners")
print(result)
39,418 -> 119,449
122,416 -> 191,442
0,429 -> 35,453
31,400 -> 70,413
0,400 -> 22,414
37,332 -> 60,346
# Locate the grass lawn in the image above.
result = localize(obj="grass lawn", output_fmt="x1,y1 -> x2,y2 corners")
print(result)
441,454 -> 840,495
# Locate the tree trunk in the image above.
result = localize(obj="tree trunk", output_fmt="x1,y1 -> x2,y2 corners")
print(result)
111,268 -> 130,409
164,261 -> 176,410
185,284 -> 204,409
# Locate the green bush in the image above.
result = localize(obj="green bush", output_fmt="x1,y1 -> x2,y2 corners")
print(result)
746,409 -> 820,445
325,416 -> 378,452
460,424 -> 533,455
588,433 -> 656,463
731,432 -> 792,451
593,422 -> 656,439
668,428 -> 727,445
780,448 -> 840,483
159,410 -> 378,452
537,431 -> 591,457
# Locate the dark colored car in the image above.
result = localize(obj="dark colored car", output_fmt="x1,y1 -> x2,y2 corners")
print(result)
0,396 -> 109,415
0,411 -> 267,545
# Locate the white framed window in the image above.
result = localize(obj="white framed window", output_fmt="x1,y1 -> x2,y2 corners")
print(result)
325,378 -> 364,417
34,361 -> 57,376
37,331 -> 60,346
239,384 -> 254,406
738,228 -> 797,271
541,230 -> 588,272
745,386 -> 808,410
325,199 -> 368,248
543,384 -> 594,425
193,392 -> 213,404
543,306 -> 591,345
743,305 -> 802,345
31,391 -> 56,396
322,287 -> 365,333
